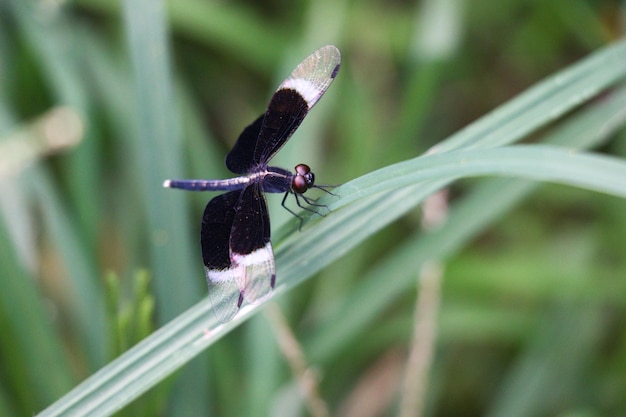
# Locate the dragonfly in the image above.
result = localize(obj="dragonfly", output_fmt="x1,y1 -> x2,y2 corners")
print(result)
164,45 -> 341,322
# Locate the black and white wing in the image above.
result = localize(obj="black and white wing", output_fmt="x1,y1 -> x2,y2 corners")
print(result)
225,45 -> 341,174
201,186 -> 274,322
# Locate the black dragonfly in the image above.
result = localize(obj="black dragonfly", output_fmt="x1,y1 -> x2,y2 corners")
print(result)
164,45 -> 341,322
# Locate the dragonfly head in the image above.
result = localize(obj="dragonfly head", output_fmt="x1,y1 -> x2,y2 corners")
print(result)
292,164 -> 315,194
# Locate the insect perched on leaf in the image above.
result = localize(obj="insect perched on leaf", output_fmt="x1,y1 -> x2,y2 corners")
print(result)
164,46 -> 341,322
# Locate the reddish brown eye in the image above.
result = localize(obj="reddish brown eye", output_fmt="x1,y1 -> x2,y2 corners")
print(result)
292,164 -> 315,194
292,175 -> 308,193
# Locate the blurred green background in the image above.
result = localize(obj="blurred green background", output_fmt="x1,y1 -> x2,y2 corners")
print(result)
1,0 -> 626,416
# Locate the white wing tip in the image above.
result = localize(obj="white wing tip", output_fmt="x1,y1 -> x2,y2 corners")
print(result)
163,180 -> 171,188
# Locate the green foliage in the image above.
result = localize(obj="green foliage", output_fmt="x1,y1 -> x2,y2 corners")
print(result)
1,0 -> 625,416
